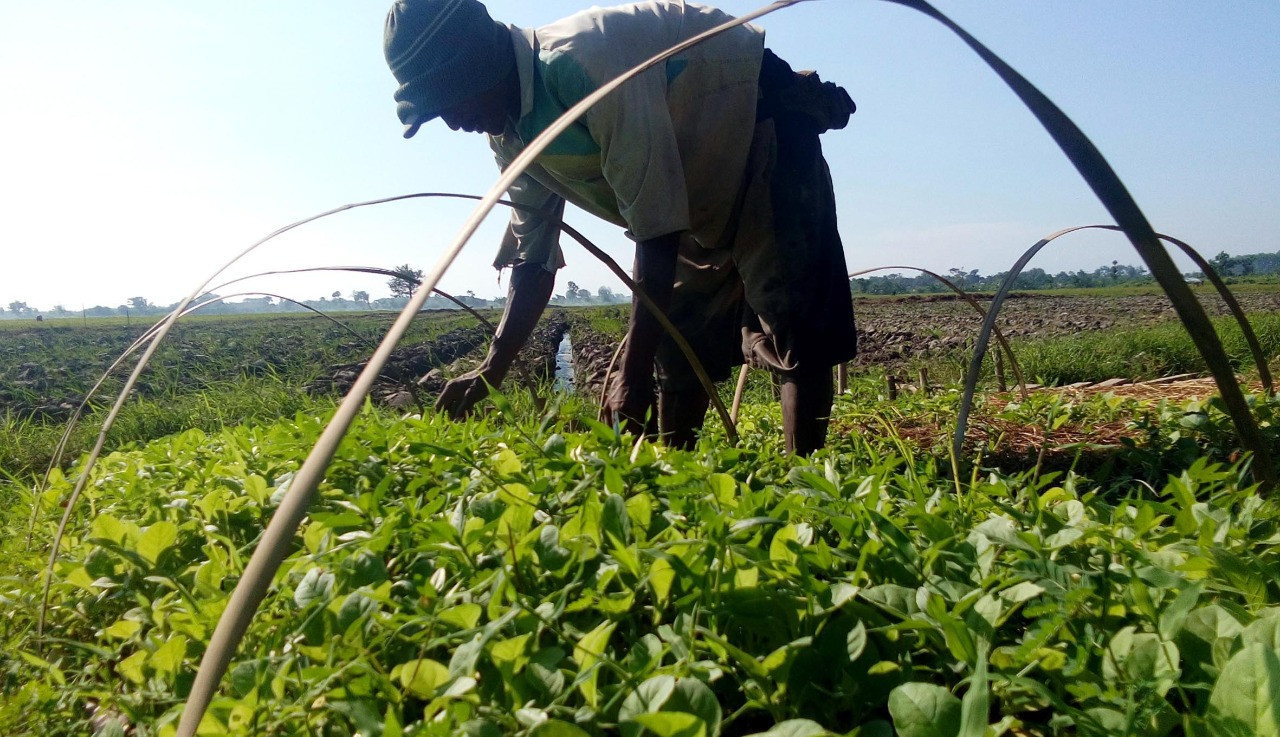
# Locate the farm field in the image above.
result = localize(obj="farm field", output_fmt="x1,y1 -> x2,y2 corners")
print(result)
0,311 -> 506,479
2,294 -> 1280,736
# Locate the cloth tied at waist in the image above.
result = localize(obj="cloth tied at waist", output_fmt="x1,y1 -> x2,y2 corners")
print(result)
756,49 -> 856,133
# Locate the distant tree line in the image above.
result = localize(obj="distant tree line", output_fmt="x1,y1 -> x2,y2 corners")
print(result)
0,264 -> 629,319
7,250 -> 1274,318
549,281 -> 627,306
848,250 -> 1280,296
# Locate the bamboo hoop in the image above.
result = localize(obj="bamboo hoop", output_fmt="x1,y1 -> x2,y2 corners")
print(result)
847,265 -> 1030,397
955,224 -> 1276,477
24,290 -> 375,548
731,261 -> 1032,423
597,336 -> 628,421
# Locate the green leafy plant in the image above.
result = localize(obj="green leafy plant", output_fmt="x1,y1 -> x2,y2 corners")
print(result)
6,382 -> 1280,736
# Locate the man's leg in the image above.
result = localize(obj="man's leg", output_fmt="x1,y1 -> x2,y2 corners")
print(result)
658,384 -> 710,450
779,366 -> 834,456
736,52 -> 855,456
652,239 -> 742,449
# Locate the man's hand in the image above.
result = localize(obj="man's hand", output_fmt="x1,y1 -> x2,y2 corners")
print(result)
603,378 -> 657,436
434,260 -> 554,420
435,369 -> 498,419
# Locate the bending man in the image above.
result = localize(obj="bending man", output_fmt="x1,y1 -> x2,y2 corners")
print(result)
384,0 -> 857,454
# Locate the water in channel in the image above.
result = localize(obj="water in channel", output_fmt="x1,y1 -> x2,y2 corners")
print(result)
554,331 -> 574,393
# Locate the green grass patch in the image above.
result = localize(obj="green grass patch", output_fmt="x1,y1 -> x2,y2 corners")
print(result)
1011,313 -> 1280,386
0,379 -> 335,481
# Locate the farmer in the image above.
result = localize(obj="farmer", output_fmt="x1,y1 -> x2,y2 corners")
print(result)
384,0 -> 858,454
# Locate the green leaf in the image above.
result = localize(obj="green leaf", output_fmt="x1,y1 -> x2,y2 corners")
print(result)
998,582 -> 1045,604
770,524 -> 810,565
90,514 -> 128,545
492,448 -> 522,475
1083,708 -> 1127,734
888,683 -> 961,737
526,661 -> 565,697
96,721 -> 127,737
530,721 -> 592,737
194,556 -> 227,596
829,583 -> 860,610
573,620 -> 617,707
1179,605 -> 1243,680
650,557 -> 676,606
103,619 -> 141,639
1102,628 -> 1180,695
136,521 -> 178,565
460,720 -> 503,737
293,567 -> 335,608
398,658 -> 449,699
707,473 -> 738,506
1244,617 -> 1280,651
336,592 -> 379,635
666,678 -> 722,737
149,634 -> 188,674
534,524 -> 572,569
862,584 -> 917,618
229,661 -> 260,699
957,646 -> 989,737
620,676 -> 677,737
1206,644 -> 1280,737
846,620 -> 868,662
439,603 -> 483,630
489,633 -> 532,674
329,700 -> 383,737
1159,583 -> 1204,641
629,711 -> 706,737
450,635 -> 486,678
849,722 -> 893,737
344,549 -> 389,588
384,706 -> 404,737
729,517 -> 785,535
604,465 -> 625,495
743,719 -> 834,737
487,386 -> 515,417
116,650 -> 147,685
244,474 -> 270,503
602,493 -> 632,545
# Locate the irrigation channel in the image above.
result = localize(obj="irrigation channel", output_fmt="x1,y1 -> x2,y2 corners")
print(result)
554,330 -> 575,393
306,313 -> 581,407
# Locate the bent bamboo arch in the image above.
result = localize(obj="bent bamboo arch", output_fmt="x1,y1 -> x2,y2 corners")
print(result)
205,265 -> 498,331
954,224 -> 1275,461
848,265 -> 1029,395
729,264 -> 1031,423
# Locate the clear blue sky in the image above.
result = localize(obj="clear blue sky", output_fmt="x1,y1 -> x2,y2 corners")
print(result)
1,1 -> 1277,310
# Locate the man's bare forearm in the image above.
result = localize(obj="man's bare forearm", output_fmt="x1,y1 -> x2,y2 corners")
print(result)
479,260 -> 556,383
617,232 -> 681,390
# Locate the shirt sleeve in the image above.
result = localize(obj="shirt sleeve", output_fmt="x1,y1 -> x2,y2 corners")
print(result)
580,65 -> 691,241
492,169 -> 567,273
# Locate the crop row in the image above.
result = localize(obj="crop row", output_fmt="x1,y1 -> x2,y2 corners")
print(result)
4,383 -> 1279,736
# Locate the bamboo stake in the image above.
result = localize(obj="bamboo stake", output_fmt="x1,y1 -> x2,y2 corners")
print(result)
731,363 -> 751,423
597,336 -> 627,421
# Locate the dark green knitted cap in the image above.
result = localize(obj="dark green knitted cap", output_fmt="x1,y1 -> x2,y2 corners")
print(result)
384,0 -> 514,138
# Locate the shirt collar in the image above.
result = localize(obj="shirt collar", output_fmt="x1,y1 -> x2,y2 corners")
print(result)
498,24 -> 537,140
